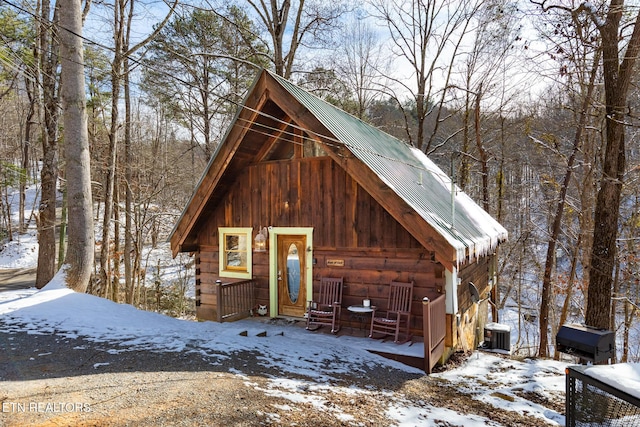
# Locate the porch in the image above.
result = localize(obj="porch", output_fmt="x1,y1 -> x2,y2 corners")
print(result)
212,278 -> 446,373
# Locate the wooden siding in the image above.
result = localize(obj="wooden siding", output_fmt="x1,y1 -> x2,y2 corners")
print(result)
311,248 -> 445,335
196,246 -> 444,336
458,255 -> 492,312
197,157 -> 424,249
457,255 -> 493,348
193,157 -> 445,335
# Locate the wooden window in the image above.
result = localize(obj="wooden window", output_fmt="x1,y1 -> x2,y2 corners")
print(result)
218,227 -> 252,279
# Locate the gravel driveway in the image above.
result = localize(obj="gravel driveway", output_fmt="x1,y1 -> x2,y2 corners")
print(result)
0,322 -> 424,426
0,322 -> 564,427
0,270 -> 562,427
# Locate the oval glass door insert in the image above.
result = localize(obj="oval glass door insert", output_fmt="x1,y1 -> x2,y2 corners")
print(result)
286,243 -> 300,303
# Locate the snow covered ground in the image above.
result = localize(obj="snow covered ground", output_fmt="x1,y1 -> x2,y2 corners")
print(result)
0,275 -> 569,426
0,187 -> 564,426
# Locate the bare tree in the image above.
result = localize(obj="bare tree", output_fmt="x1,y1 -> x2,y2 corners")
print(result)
455,0 -> 523,193
243,0 -> 348,78
518,2 -> 606,357
35,0 -> 60,289
58,0 -> 94,291
531,0 -> 640,335
584,0 -> 640,332
538,50 -> 601,358
334,14 -> 387,120
369,0 -> 483,153
95,0 -> 176,299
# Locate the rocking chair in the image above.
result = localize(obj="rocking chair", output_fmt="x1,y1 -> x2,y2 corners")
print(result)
306,277 -> 343,334
369,280 -> 414,343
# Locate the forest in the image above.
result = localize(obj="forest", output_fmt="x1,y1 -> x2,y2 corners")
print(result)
0,0 -> 638,363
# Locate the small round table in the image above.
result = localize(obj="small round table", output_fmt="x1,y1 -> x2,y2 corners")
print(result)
347,305 -> 376,335
347,304 -> 375,314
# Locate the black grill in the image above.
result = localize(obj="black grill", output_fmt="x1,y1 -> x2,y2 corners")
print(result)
556,324 -> 614,364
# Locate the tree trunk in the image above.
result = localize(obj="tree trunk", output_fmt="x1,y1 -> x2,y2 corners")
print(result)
586,5 -> 640,330
57,185 -> 66,269
474,84 -> 489,212
554,233 -> 581,360
124,58 -> 134,304
610,257 -> 620,362
622,300 -> 636,362
460,91 -> 470,192
539,51 -> 599,357
59,0 -> 95,292
20,72 -> 37,233
99,0 -> 124,298
112,185 -> 121,302
36,0 -> 60,289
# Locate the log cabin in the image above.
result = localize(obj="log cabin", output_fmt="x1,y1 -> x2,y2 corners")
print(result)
169,69 -> 508,363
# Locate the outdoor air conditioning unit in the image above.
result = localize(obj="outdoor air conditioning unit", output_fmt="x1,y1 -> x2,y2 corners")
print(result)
484,322 -> 511,351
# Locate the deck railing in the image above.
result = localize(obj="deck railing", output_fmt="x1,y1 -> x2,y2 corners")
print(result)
423,293 -> 446,374
566,365 -> 640,426
216,279 -> 257,323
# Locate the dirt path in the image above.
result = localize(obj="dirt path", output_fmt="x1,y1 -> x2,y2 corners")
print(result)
0,268 -> 36,292
0,325 -> 414,426
0,324 -> 563,427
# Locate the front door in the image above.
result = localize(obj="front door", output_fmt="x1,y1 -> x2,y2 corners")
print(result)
277,234 -> 307,317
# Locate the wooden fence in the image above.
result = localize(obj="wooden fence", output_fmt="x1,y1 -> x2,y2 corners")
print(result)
216,279 -> 257,323
423,293 -> 446,374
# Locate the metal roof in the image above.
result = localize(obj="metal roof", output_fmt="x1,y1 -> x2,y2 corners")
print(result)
269,71 -> 508,262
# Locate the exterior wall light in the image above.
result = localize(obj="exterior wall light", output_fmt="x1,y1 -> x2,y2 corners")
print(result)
254,226 -> 268,252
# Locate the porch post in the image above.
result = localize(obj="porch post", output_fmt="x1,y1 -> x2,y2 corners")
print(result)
216,279 -> 223,322
423,297 -> 433,374
444,268 -> 459,315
